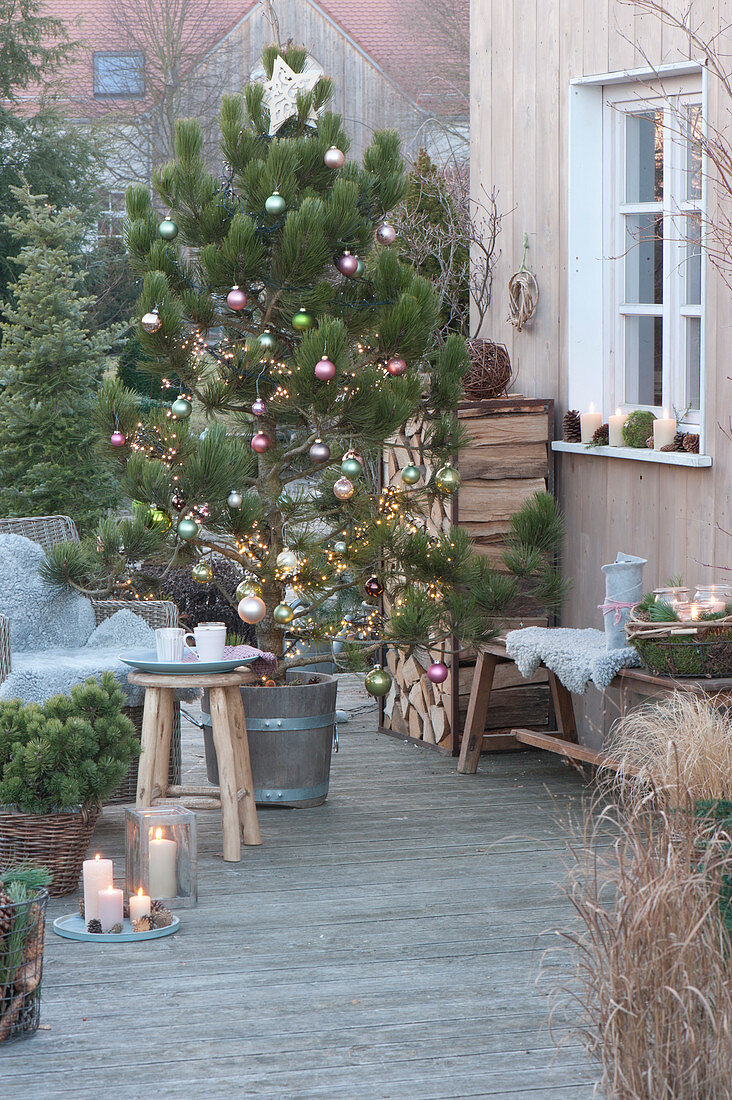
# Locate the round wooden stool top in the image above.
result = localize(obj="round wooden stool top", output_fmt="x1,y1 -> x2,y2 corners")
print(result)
127,668 -> 258,689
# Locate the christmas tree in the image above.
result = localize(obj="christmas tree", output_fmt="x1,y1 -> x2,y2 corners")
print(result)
0,185 -> 121,529
46,48 -> 565,689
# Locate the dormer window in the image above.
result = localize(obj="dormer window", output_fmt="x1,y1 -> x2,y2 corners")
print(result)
93,51 -> 145,98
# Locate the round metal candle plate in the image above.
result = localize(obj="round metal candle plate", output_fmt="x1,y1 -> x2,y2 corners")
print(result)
53,914 -> 180,943
118,650 -> 257,674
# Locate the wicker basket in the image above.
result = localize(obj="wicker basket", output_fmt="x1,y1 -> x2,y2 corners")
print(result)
626,613 -> 732,678
0,887 -> 48,1043
0,806 -> 100,898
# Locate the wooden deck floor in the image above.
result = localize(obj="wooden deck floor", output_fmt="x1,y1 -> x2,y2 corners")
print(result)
2,677 -> 598,1099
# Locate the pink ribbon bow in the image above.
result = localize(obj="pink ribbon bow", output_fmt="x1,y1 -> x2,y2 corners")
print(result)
598,599 -> 636,625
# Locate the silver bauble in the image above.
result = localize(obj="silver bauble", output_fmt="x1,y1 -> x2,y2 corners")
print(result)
237,595 -> 266,624
333,476 -> 354,501
227,490 -> 243,509
141,309 -> 162,333
276,548 -> 298,573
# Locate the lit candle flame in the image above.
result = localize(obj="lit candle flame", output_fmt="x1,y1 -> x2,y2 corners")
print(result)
691,603 -> 700,620
95,853 -> 101,861
615,408 -> 621,417
137,887 -> 143,898
104,885 -> 115,894
588,401 -> 595,413
663,408 -> 669,419
155,828 -> 163,841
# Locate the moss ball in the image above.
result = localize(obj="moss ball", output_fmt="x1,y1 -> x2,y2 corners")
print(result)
622,409 -> 656,448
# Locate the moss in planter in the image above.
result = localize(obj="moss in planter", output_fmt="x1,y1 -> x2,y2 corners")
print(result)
622,409 -> 656,448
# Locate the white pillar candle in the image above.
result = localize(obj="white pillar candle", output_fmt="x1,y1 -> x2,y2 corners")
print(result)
129,887 -> 151,924
82,854 -> 113,922
97,885 -> 124,932
580,402 -> 602,443
608,408 -> 629,447
148,828 -> 177,898
653,408 -> 677,450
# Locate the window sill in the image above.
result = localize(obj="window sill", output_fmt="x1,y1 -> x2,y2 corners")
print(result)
551,441 -> 712,467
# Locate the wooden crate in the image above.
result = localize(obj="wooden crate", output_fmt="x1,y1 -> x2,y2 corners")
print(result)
380,397 -> 554,754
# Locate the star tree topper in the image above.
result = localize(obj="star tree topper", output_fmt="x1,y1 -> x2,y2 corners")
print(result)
264,55 -> 323,136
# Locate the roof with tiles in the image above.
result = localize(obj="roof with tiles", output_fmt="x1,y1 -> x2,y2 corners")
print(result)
28,0 -> 467,114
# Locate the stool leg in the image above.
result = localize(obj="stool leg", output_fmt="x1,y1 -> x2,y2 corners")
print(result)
152,688 -> 175,799
209,687 -> 241,862
136,687 -> 166,807
226,686 -> 261,846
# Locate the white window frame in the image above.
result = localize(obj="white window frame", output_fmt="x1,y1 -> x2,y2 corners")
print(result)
567,62 -> 709,458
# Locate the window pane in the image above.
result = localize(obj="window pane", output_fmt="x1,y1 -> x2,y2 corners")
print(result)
625,214 -> 663,304
625,314 -> 662,406
685,213 -> 701,305
686,105 -> 702,201
626,109 -> 663,203
686,316 -> 701,409
93,52 -> 145,97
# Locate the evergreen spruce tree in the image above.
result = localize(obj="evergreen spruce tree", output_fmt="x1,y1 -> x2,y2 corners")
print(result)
49,48 -> 565,686
0,185 -> 121,529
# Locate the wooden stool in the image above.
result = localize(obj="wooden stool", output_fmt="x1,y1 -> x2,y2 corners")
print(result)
128,669 -> 261,862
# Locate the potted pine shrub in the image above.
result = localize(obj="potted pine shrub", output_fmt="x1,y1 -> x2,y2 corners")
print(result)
0,673 -> 139,896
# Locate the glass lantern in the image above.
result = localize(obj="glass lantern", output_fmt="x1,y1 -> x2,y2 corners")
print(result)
125,806 -> 197,908
693,584 -> 731,614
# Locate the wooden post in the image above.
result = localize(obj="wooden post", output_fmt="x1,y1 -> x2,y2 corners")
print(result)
208,687 -> 242,862
136,687 -> 168,807
457,651 -> 499,774
151,688 -> 175,800
547,672 -> 579,743
226,686 -> 261,846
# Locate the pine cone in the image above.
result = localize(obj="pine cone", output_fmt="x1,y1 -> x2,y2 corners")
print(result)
563,409 -> 581,442
133,915 -> 153,933
683,433 -> 700,453
592,423 -> 609,446
660,442 -> 678,452
152,907 -> 173,929
646,435 -> 654,448
110,922 -> 123,934
87,918 -> 102,934
150,899 -> 166,914
0,885 -> 14,938
672,431 -> 685,450
78,898 -> 85,920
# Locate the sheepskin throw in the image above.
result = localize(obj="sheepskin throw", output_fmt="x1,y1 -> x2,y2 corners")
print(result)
504,626 -> 641,695
0,533 -> 95,650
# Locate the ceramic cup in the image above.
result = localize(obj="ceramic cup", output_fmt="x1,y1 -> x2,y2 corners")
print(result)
155,627 -> 194,662
186,621 -> 226,662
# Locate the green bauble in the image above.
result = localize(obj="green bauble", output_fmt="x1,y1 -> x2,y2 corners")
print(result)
435,463 -> 461,494
401,465 -> 421,485
365,666 -> 393,698
292,309 -> 315,331
259,330 -> 276,350
333,540 -> 347,555
171,397 -> 192,419
158,218 -> 178,240
355,259 -> 364,277
192,561 -> 213,584
235,579 -> 262,601
265,191 -> 286,215
341,457 -> 362,478
146,506 -> 172,532
177,518 -> 198,540
273,603 -> 294,625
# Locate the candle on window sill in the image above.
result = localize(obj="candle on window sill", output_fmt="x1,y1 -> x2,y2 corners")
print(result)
129,887 -> 151,924
98,885 -> 124,932
148,827 -> 177,899
608,408 -> 629,447
653,408 -> 677,450
580,402 -> 602,444
82,853 -> 113,922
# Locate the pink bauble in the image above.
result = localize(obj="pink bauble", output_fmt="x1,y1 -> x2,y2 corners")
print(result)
386,356 -> 407,376
309,439 -> 331,463
427,661 -> 449,684
110,430 -> 125,447
251,398 -> 266,417
251,431 -> 271,453
337,252 -> 359,276
376,222 -> 397,245
324,146 -> 346,169
227,286 -> 248,311
314,356 -> 336,381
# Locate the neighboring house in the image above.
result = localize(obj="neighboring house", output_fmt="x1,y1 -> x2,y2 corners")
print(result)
20,0 -> 467,230
471,2 -> 731,746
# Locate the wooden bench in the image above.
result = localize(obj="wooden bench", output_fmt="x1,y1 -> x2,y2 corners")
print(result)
457,639 -> 732,774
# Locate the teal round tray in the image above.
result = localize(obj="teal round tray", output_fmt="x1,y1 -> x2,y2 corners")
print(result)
53,913 -> 179,943
119,649 -> 257,674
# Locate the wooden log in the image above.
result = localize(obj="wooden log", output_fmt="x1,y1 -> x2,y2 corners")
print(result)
459,442 -> 549,480
430,705 -> 446,742
151,796 -> 222,810
458,478 -> 547,522
458,413 -> 550,446
408,707 -> 422,742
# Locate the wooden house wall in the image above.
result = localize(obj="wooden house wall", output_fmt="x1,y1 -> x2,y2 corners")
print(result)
471,0 -> 732,747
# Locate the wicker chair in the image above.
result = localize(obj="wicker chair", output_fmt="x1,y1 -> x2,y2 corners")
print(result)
0,515 -> 181,803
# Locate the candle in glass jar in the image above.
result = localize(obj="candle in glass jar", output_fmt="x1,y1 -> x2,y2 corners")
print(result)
97,884 -> 124,932
653,408 -> 677,450
82,853 -> 113,922
608,408 -> 629,447
149,828 -> 177,898
129,887 -> 151,923
580,402 -> 603,444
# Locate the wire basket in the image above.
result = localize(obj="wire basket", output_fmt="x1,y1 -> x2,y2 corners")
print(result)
626,614 -> 732,678
0,887 -> 48,1043
0,806 -> 100,897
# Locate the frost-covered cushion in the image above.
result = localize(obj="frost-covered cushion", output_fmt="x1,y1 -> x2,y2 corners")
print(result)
0,533 -> 95,651
85,609 -> 156,650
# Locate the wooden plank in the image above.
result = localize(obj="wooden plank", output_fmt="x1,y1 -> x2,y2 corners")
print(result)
458,479 -> 548,521
513,728 -> 616,769
459,685 -> 551,729
458,664 -> 548,694
459,416 -> 550,447
457,651 -> 498,773
459,442 -> 549,480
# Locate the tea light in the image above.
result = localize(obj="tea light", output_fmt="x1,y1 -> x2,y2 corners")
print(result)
149,828 -> 177,898
608,408 -> 629,447
129,887 -> 151,923
97,884 -> 124,932
653,408 -> 677,450
580,402 -> 602,443
82,854 -> 113,922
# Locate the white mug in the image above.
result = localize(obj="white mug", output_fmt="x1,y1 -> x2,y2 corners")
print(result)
186,621 -> 226,662
155,627 -> 194,662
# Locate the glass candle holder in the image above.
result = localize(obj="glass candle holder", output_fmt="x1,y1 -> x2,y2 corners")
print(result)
653,586 -> 690,607
125,806 -> 197,908
693,584 -> 731,614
